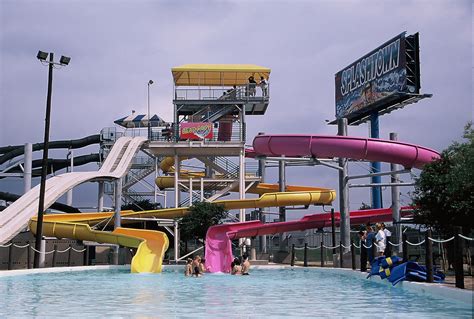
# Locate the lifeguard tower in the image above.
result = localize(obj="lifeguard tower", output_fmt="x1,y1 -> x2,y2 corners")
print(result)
147,64 -> 271,220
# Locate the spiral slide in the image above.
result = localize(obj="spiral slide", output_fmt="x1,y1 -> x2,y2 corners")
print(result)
204,134 -> 440,273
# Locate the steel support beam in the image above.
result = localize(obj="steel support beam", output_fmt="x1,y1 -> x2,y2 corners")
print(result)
338,118 -> 350,253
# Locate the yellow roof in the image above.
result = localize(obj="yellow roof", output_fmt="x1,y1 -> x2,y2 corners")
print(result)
172,64 -> 271,86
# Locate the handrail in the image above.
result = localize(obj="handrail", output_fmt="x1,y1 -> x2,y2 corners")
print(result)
177,246 -> 204,261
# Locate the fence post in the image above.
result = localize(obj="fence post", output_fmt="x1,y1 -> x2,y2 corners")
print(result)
339,241 -> 343,268
331,209 -> 336,255
52,244 -> 58,267
303,243 -> 308,267
402,233 -> 408,261
350,240 -> 356,270
454,227 -> 464,289
8,242 -> 13,270
67,245 -> 72,267
320,241 -> 324,267
83,245 -> 89,266
425,229 -> 433,283
27,241 -> 31,269
290,244 -> 295,267
360,239 -> 367,272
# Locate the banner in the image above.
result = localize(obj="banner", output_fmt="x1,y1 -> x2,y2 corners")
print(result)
180,122 -> 213,140
335,33 -> 413,121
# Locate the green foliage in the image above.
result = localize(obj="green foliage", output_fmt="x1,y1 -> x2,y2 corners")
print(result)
180,202 -> 227,242
121,199 -> 162,211
412,123 -> 474,232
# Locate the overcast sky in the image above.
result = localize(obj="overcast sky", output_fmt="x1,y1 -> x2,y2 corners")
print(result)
0,0 -> 472,214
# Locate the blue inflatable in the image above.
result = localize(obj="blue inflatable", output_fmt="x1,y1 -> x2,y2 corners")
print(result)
387,261 -> 445,286
367,256 -> 403,279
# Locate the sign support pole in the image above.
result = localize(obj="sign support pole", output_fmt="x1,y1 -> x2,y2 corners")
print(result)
370,112 -> 382,209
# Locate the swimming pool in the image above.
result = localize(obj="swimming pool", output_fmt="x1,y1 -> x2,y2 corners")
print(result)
0,266 -> 471,318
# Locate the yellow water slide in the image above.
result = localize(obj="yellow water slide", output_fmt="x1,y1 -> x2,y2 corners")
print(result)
28,188 -> 335,273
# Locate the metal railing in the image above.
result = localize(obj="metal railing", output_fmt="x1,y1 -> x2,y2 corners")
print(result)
149,122 -> 245,143
174,83 -> 270,101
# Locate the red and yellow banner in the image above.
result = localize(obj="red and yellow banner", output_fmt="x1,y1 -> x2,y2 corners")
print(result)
180,122 -> 213,140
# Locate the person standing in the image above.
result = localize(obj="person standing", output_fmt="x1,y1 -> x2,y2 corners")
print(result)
381,222 -> 392,256
375,223 -> 386,257
358,229 -> 367,272
248,76 -> 257,97
365,224 -> 375,264
259,76 -> 268,97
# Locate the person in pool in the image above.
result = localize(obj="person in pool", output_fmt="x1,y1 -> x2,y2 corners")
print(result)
231,257 -> 242,275
241,254 -> 251,275
192,255 -> 202,277
199,258 -> 208,273
185,258 -> 193,277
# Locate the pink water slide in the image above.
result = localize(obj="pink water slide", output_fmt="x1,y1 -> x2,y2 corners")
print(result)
205,207 -> 413,273
252,135 -> 440,169
205,134 -> 441,272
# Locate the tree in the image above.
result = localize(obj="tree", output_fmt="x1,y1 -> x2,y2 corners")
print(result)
180,201 -> 228,243
412,123 -> 474,233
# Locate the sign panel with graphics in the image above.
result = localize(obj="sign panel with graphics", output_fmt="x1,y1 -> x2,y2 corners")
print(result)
180,122 -> 213,140
335,32 -> 420,122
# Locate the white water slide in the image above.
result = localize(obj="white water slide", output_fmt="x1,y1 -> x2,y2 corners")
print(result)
0,136 -> 147,245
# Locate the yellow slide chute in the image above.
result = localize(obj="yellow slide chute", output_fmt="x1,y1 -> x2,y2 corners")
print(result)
28,188 -> 335,273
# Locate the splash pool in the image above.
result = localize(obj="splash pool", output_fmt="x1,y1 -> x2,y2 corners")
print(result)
0,266 -> 471,318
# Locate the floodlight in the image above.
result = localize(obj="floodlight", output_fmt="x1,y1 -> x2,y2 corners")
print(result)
37,51 -> 48,61
59,56 -> 71,65
148,80 -> 154,85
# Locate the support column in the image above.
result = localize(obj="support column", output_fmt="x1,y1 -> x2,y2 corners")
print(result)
258,134 -> 267,254
174,154 -> 180,208
114,178 -> 122,228
97,181 -> 104,212
239,148 -> 246,250
370,112 -> 382,208
23,143 -> 32,194
66,148 -> 73,206
390,132 -> 402,253
278,156 -> 286,250
174,220 -> 180,263
338,118 -> 350,252
113,178 -> 122,265
189,178 -> 193,206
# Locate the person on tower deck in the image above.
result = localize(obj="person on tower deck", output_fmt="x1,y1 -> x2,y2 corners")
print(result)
259,76 -> 268,97
247,76 -> 257,97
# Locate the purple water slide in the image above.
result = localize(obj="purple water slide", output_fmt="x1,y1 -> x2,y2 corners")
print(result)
253,135 -> 440,169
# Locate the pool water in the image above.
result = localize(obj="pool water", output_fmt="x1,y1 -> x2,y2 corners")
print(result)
0,267 -> 471,318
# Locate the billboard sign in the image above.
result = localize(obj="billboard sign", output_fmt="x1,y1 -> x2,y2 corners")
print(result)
180,122 -> 213,140
335,32 -> 419,121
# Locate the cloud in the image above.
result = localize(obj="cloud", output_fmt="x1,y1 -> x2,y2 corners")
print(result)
0,0 -> 471,213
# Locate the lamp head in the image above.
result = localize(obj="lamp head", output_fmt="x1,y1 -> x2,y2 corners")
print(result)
37,51 -> 48,61
59,56 -> 71,65
148,80 -> 154,85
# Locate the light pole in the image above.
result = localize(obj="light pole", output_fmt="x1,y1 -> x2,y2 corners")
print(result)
147,80 -> 154,139
34,50 -> 70,268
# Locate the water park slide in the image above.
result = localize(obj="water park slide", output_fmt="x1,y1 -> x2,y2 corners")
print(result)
0,136 -> 147,245
0,134 -> 100,165
253,134 -> 440,169
205,207 -> 413,273
25,187 -> 336,273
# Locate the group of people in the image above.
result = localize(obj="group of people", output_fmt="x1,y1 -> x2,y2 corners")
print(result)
247,76 -> 268,97
358,222 -> 392,270
230,254 -> 251,275
185,255 -> 208,277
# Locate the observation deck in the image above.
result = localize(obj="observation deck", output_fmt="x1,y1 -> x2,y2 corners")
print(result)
148,64 -> 271,157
